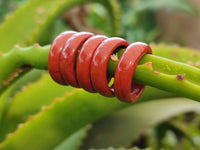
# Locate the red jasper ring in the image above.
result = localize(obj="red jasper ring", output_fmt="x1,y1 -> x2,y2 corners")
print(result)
76,35 -> 108,92
48,31 -> 76,85
91,37 -> 129,97
48,31 -> 152,103
114,42 -> 152,102
60,32 -> 93,87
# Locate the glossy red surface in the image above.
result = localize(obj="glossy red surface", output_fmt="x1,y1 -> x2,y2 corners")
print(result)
48,31 -> 152,103
60,32 -> 93,87
48,31 -> 76,84
91,38 -> 129,97
114,42 -> 152,103
76,35 -> 107,92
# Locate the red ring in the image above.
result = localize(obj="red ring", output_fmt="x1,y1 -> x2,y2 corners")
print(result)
60,32 -> 93,87
91,37 -> 129,97
76,35 -> 107,92
114,42 -> 152,103
48,31 -> 76,84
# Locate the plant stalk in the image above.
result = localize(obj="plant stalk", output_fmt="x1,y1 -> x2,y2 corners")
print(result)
0,45 -> 200,100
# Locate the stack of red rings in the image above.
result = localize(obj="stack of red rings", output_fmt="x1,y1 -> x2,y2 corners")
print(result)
48,31 -> 152,103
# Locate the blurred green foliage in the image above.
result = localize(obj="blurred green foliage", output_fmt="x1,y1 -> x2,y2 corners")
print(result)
87,0 -> 197,43
0,0 -> 197,43
0,0 -> 27,22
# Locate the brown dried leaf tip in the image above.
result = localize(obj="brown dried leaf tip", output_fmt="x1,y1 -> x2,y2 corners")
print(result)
110,53 -> 119,62
176,73 -> 185,81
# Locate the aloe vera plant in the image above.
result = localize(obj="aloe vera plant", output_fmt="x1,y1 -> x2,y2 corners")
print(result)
0,0 -> 200,149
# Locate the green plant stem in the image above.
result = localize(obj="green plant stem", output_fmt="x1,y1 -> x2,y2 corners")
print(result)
108,50 -> 200,100
0,45 -> 200,100
0,45 -> 49,92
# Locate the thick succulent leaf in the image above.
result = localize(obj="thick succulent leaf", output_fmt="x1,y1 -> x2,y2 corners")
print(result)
0,69 -> 44,122
81,98 -> 200,149
54,125 -> 90,150
0,86 -> 174,150
0,89 -> 124,150
0,0 -> 121,52
4,74 -> 73,120
0,74 -> 74,142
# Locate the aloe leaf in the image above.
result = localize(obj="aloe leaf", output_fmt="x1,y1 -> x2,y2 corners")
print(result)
0,74 -> 74,142
0,69 -> 44,123
54,125 -> 90,150
81,98 -> 200,149
0,0 -> 120,52
0,89 -> 125,150
0,87 -> 174,150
